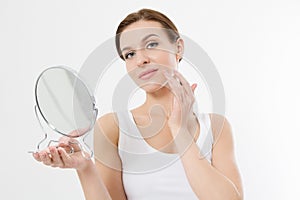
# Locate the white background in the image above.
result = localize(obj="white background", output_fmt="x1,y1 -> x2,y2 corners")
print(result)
1,0 -> 299,199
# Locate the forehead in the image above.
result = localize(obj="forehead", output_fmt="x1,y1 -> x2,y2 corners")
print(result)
119,21 -> 169,48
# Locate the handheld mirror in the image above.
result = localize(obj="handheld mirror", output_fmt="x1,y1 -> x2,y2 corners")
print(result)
30,66 -> 97,158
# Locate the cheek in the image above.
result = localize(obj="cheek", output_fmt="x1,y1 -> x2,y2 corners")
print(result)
161,54 -> 177,69
151,51 -> 177,68
125,62 -> 135,72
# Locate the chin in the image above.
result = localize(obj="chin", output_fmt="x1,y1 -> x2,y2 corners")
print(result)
134,73 -> 168,93
140,83 -> 165,93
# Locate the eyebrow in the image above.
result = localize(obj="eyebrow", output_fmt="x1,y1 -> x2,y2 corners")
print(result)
121,33 -> 159,53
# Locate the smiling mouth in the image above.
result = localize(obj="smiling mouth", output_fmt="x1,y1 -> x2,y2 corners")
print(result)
138,69 -> 159,80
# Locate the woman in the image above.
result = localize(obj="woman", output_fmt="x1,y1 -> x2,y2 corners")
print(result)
33,8 -> 243,200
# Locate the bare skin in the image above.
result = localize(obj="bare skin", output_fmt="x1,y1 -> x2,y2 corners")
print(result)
33,20 -> 243,200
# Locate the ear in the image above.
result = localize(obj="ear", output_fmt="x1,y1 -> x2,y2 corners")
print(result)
176,38 -> 184,62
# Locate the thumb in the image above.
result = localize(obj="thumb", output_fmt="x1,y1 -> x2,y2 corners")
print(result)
191,83 -> 197,93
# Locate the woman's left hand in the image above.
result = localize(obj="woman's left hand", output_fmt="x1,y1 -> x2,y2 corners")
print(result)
163,70 -> 197,136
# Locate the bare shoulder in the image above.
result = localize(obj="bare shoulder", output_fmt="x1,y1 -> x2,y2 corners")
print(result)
94,112 -> 127,199
207,112 -> 236,161
95,112 -> 119,146
94,112 -> 121,166
208,113 -> 233,144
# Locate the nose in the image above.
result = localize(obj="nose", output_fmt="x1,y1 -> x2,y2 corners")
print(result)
136,49 -> 150,67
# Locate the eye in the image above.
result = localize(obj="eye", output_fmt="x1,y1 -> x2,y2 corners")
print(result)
124,51 -> 135,59
146,42 -> 158,49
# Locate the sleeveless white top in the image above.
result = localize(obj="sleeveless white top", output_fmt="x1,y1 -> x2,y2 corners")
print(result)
116,109 -> 214,200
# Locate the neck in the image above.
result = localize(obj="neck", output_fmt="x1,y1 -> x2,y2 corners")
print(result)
142,87 -> 174,118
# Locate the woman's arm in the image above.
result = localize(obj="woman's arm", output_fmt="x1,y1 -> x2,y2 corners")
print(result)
33,142 -> 113,200
33,112 -> 127,200
76,160 -> 112,200
163,70 -> 243,200
178,113 -> 243,200
93,113 -> 127,200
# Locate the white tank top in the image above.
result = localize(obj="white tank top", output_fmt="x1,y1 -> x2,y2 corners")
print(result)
117,109 -> 214,200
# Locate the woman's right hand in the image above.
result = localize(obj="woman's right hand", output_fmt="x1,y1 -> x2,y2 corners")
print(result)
32,136 -> 92,171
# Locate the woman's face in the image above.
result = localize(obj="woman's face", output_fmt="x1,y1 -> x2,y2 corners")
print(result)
119,20 -> 182,92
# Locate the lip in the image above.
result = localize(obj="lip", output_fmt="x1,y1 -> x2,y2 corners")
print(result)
138,69 -> 159,80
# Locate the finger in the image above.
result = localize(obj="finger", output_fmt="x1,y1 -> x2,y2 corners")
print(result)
58,147 -> 72,168
58,134 -> 78,144
58,136 -> 71,145
66,140 -> 81,152
49,146 -> 64,168
58,143 -> 74,153
58,137 -> 80,152
191,83 -> 197,93
163,70 -> 183,98
174,70 -> 189,86
33,152 -> 42,162
173,70 -> 194,96
40,151 -> 52,166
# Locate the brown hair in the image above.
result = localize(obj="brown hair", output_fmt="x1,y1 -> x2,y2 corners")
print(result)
115,8 -> 180,60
